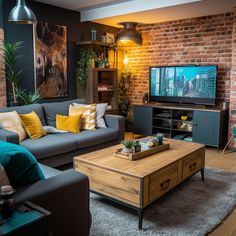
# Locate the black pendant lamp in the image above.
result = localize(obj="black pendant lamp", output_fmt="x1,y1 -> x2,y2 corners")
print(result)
115,22 -> 142,46
9,0 -> 36,24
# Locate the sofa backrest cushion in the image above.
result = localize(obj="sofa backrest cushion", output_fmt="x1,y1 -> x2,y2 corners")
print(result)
0,104 -> 46,125
42,99 -> 85,127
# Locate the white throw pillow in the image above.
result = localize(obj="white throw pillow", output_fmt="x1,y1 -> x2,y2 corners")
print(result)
43,126 -> 68,134
0,164 -> 10,187
96,103 -> 108,128
0,111 -> 27,142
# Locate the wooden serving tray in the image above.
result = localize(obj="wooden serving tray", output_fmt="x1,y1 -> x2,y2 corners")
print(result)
115,143 -> 170,161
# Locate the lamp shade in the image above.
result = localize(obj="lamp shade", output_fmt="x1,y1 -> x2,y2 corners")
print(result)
9,0 -> 36,24
115,22 -> 142,46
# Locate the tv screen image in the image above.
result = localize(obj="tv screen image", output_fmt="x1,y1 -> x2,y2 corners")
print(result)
150,65 -> 217,105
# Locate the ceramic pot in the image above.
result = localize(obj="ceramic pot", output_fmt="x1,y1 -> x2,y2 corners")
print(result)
134,145 -> 141,153
122,147 -> 133,154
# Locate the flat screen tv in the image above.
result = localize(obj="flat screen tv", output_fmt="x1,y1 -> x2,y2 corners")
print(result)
149,65 -> 217,105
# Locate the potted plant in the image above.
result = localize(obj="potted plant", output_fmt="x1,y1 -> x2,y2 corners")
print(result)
134,140 -> 141,153
16,88 -> 41,105
121,69 -> 132,89
1,41 -> 23,106
96,55 -> 105,68
76,49 -> 97,88
121,140 -> 136,154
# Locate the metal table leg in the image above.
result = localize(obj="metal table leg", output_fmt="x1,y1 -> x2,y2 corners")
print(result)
201,168 -> 204,182
138,209 -> 143,230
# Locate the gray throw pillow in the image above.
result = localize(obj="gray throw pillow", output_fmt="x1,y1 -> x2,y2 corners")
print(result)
96,103 -> 108,128
43,126 -> 68,134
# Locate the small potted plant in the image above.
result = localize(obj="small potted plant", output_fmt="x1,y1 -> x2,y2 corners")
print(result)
121,140 -> 136,154
134,140 -> 141,153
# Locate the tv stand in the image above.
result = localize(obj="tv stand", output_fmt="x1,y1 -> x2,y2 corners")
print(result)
133,103 -> 228,148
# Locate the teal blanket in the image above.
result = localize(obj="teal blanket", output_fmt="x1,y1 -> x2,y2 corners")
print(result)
0,141 -> 45,187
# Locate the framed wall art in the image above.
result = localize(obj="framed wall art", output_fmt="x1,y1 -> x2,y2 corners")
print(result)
34,21 -> 67,98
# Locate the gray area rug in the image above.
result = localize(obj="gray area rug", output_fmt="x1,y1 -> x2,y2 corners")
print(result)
90,168 -> 236,236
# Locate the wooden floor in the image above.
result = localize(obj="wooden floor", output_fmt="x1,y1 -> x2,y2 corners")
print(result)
125,133 -> 236,236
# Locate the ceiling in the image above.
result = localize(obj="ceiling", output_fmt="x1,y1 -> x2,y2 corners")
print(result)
36,0 -> 236,27
35,0 -> 127,11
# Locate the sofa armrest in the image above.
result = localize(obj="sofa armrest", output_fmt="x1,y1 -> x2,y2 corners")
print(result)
0,129 -> 19,144
15,170 -> 90,236
105,114 -> 125,141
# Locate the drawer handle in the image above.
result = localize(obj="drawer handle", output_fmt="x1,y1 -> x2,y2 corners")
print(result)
160,179 -> 170,190
189,162 -> 197,171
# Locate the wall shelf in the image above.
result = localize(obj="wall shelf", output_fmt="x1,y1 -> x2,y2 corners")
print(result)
76,41 -> 116,48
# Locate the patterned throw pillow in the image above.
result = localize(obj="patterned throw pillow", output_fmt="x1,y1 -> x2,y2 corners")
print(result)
70,104 -> 96,130
96,103 -> 107,128
0,111 -> 27,142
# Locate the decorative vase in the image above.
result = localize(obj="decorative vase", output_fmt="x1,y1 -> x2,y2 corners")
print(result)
104,59 -> 110,68
134,144 -> 141,153
96,60 -> 104,68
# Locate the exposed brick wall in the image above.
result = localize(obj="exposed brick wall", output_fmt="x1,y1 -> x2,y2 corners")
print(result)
230,7 -> 236,125
0,28 -> 6,107
124,11 -> 236,128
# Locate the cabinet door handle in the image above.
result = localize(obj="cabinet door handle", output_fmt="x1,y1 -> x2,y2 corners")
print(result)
194,124 -> 198,127
189,162 -> 197,171
160,179 -> 170,190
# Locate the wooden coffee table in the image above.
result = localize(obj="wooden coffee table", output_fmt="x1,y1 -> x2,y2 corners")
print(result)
74,139 -> 205,229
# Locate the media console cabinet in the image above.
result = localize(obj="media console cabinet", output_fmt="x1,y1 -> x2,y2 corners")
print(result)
134,103 -> 228,148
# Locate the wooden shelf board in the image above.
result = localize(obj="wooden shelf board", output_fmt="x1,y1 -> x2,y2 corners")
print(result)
153,117 -> 171,121
98,89 -> 114,92
152,126 -> 171,130
93,68 -> 116,72
76,41 -> 116,48
172,119 -> 193,123
172,129 -> 192,133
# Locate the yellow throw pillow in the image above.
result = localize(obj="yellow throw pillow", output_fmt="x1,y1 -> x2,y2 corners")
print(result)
0,111 -> 27,142
56,114 -> 82,133
20,112 -> 46,139
69,104 -> 96,130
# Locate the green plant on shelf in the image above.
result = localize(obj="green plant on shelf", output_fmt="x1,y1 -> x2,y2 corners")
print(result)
76,49 -> 97,88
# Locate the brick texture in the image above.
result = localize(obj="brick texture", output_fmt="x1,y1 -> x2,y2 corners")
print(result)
230,7 -> 236,125
0,28 -> 6,107
124,11 -> 236,128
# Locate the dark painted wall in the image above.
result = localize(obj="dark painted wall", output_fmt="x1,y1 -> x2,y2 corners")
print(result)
0,0 -> 3,27
2,0 -> 118,102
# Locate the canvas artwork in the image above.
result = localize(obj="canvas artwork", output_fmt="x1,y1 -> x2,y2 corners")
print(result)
34,21 -> 67,98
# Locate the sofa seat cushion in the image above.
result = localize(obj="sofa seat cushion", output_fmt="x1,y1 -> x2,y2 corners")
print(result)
20,134 -> 78,160
62,128 -> 119,149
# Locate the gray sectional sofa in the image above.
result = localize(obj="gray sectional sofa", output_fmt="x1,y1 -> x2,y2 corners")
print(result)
0,99 -> 125,167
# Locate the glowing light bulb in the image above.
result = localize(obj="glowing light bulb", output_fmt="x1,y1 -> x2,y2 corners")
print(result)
123,56 -> 129,65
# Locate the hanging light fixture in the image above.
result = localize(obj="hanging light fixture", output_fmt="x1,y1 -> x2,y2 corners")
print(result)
9,0 -> 36,24
115,22 -> 142,47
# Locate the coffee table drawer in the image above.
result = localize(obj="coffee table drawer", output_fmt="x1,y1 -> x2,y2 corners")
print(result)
182,149 -> 204,180
149,163 -> 179,202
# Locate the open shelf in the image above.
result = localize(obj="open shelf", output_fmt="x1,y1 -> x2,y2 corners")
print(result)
172,129 -> 192,133
152,126 -> 171,130
76,41 -> 116,48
